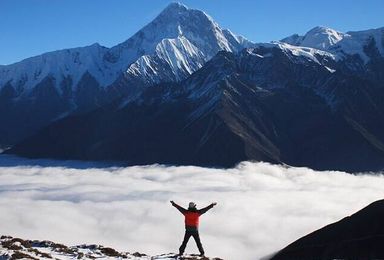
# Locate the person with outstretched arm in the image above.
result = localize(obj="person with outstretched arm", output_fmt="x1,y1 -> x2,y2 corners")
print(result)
170,200 -> 217,257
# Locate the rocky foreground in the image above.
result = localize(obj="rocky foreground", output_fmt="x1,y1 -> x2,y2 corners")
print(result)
0,235 -> 223,260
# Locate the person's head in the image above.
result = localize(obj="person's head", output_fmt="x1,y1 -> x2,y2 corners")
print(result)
188,202 -> 197,209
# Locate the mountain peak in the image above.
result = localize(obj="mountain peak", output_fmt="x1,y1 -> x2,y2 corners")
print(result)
305,26 -> 344,40
117,2 -> 219,52
162,2 -> 189,13
154,2 -> 215,30
109,1 -> 248,81
302,26 -> 345,50
281,26 -> 345,51
308,25 -> 337,32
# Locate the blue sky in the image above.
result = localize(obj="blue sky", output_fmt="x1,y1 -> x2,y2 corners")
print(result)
1,0 -> 383,65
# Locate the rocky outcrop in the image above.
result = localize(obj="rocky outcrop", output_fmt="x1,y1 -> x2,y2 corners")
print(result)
0,235 -> 223,260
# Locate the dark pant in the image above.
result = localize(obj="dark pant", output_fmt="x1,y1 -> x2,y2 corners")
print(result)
179,228 -> 204,255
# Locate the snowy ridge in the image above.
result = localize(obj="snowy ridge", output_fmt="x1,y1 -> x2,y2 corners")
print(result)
281,26 -> 384,62
333,27 -> 384,61
156,37 -> 204,76
127,36 -> 206,83
0,43 -> 115,92
253,41 -> 336,64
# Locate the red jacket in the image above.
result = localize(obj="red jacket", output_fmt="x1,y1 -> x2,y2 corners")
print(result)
185,211 -> 200,227
172,203 -> 214,228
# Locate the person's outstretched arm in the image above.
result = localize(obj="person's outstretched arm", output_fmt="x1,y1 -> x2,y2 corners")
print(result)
170,201 -> 187,214
198,202 -> 217,215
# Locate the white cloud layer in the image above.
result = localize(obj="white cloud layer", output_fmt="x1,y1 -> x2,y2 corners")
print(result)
0,155 -> 384,259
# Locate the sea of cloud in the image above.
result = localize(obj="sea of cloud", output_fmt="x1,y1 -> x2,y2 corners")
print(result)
0,155 -> 383,259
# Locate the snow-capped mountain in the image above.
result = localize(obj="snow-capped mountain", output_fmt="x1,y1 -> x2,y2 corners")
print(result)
281,26 -> 346,51
281,26 -> 384,62
0,2 -> 250,146
113,2 -> 251,95
0,3 -> 249,94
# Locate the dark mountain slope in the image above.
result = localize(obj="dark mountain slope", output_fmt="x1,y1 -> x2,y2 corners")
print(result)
8,87 -> 247,167
271,200 -> 384,260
